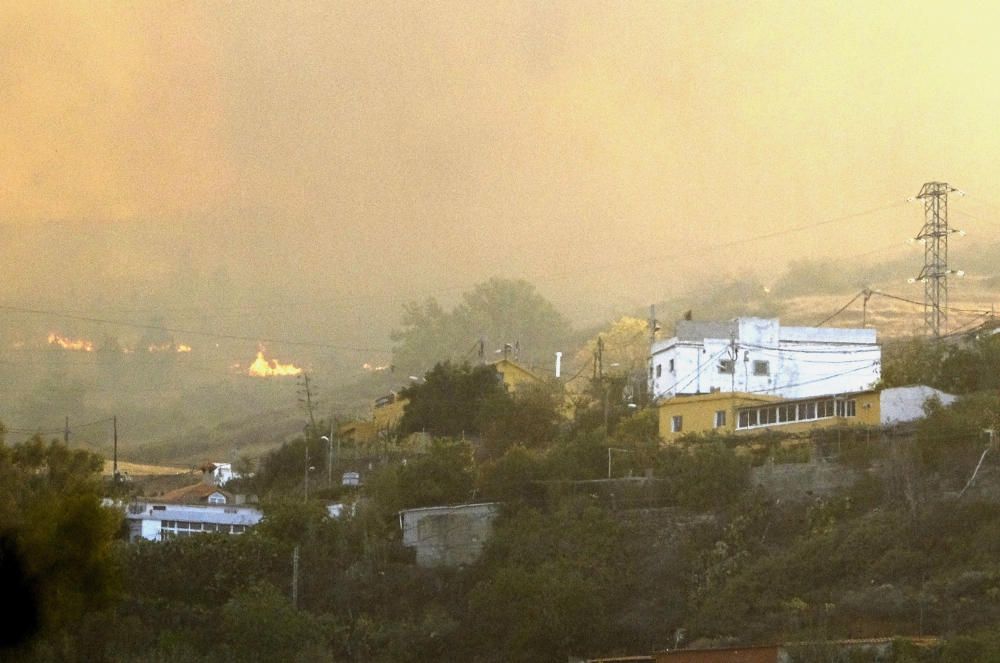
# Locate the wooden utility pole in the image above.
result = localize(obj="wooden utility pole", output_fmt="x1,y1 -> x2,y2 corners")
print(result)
113,415 -> 118,481
292,545 -> 300,608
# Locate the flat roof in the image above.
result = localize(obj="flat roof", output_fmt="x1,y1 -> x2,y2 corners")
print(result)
127,503 -> 263,526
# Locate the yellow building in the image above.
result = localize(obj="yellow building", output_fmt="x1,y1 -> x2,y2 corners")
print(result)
338,392 -> 409,445
658,390 -> 880,443
372,392 -> 407,431
491,358 -> 579,419
491,358 -> 544,393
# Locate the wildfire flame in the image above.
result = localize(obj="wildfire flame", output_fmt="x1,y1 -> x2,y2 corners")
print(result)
48,333 -> 94,352
147,342 -> 192,353
248,350 -> 302,377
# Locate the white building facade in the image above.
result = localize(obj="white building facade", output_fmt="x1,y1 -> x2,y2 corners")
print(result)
649,318 -> 881,401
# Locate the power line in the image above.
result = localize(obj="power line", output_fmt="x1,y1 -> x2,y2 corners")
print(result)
816,290 -> 865,327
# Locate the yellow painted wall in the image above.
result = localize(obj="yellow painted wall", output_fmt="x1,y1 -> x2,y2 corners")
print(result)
492,359 -> 543,393
373,397 -> 407,430
658,391 -> 881,443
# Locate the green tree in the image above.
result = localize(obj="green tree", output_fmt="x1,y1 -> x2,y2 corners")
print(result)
0,435 -> 121,654
221,582 -> 330,661
398,361 -> 506,437
478,445 -> 550,503
465,501 -> 631,662
391,278 -> 572,374
368,438 -> 476,512
478,382 -> 562,459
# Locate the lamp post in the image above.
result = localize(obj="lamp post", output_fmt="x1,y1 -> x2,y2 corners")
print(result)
322,432 -> 333,488
607,447 -> 633,479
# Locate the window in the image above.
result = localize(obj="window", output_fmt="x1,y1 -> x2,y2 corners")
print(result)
208,493 -> 226,505
753,360 -> 770,376
738,410 -> 751,429
714,410 -> 726,428
818,399 -> 834,418
656,364 -> 662,378
669,358 -> 675,372
836,399 -> 857,417
718,359 -> 735,374
671,415 -> 683,433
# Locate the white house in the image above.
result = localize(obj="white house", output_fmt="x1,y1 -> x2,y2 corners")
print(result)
649,318 -> 881,401
126,502 -> 263,542
200,462 -> 239,486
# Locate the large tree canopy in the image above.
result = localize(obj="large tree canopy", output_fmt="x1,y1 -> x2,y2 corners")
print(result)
0,435 -> 121,652
391,278 -> 572,374
398,361 -> 507,438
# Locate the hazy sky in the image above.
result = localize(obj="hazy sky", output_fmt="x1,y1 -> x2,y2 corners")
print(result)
4,1 -> 1000,343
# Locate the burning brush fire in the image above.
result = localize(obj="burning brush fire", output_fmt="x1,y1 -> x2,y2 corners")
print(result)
147,342 -> 192,353
248,348 -> 302,377
47,333 -> 193,354
47,333 -> 94,352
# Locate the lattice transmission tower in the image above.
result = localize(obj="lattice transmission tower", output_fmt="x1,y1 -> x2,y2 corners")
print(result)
914,182 -> 958,337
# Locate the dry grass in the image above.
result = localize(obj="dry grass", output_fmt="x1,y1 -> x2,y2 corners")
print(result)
102,460 -> 192,477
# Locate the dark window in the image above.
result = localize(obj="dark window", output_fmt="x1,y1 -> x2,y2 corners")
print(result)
671,415 -> 683,433
714,410 -> 726,428
753,360 -> 770,376
669,358 -> 675,372
718,359 -> 735,374
656,364 -> 662,378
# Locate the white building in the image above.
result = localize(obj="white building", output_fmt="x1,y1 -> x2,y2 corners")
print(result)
200,462 -> 239,486
126,502 -> 263,542
649,318 -> 880,401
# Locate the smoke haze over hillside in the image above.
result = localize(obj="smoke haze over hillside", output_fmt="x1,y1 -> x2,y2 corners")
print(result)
4,2 -> 1000,452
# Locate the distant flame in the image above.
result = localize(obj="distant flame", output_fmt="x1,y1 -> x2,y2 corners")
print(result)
48,333 -> 94,352
248,350 -> 302,377
362,362 -> 390,372
147,342 -> 192,353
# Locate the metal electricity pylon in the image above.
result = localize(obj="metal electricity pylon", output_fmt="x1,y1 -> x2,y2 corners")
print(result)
914,182 -> 957,337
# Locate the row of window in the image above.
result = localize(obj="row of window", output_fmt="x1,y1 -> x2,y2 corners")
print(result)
737,398 -> 857,430
669,399 -> 859,434
159,520 -> 249,536
653,358 -> 676,378
719,359 -> 770,376
654,358 -> 771,380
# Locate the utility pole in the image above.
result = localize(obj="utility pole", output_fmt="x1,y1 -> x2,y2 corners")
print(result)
304,439 -> 310,501
327,420 -> 334,488
862,288 -> 873,328
298,373 -> 318,437
914,182 -> 959,337
112,415 -> 118,483
64,416 -> 70,446
291,544 -> 300,608
597,335 -> 604,381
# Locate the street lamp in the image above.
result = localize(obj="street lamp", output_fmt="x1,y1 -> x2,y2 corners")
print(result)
321,434 -> 333,487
